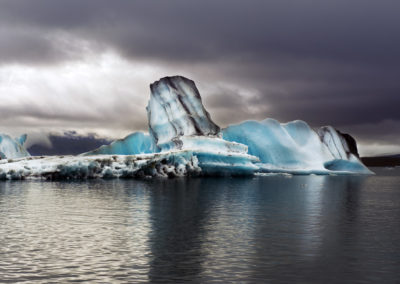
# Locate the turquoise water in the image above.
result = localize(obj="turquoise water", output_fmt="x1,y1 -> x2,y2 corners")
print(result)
1,168 -> 399,283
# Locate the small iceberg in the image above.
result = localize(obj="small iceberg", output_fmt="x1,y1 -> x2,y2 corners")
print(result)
0,133 -> 30,160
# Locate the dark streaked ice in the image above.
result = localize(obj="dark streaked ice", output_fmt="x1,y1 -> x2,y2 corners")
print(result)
148,76 -> 220,146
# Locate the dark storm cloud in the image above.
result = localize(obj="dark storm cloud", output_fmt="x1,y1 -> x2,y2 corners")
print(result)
2,0 -> 399,65
0,0 -> 399,154
0,29 -> 57,65
27,131 -> 112,156
0,97 -> 148,131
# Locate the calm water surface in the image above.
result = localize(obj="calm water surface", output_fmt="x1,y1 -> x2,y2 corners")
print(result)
0,168 -> 399,283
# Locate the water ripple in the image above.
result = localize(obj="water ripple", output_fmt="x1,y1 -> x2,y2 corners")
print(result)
0,171 -> 399,283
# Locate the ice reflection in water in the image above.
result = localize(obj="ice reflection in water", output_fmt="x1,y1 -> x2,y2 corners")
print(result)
0,181 -> 152,282
0,170 -> 399,283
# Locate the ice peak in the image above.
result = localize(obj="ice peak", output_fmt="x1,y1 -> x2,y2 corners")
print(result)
147,76 -> 220,149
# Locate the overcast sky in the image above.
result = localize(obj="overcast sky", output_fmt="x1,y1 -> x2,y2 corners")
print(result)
0,0 -> 399,155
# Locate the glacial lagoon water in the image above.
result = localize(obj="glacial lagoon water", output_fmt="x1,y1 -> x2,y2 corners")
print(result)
0,168 -> 399,283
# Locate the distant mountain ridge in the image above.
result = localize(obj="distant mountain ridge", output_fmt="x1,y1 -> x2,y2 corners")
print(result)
361,154 -> 400,167
28,132 -> 112,156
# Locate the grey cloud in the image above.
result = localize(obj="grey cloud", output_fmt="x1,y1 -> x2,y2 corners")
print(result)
0,103 -> 148,132
206,93 -> 267,126
2,0 -> 399,66
0,28 -> 62,65
257,86 -> 400,126
0,0 -> 399,155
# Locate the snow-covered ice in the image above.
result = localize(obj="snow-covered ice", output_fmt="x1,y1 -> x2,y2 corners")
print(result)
0,151 -> 200,180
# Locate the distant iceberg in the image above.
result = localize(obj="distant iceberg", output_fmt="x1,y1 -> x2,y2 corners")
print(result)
0,75 -> 373,180
0,133 -> 30,160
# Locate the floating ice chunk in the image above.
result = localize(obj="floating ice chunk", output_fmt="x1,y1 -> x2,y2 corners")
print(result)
0,133 -> 30,159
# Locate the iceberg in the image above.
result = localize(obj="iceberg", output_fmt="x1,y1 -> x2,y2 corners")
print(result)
0,75 -> 372,179
0,133 -> 30,160
78,75 -> 371,176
